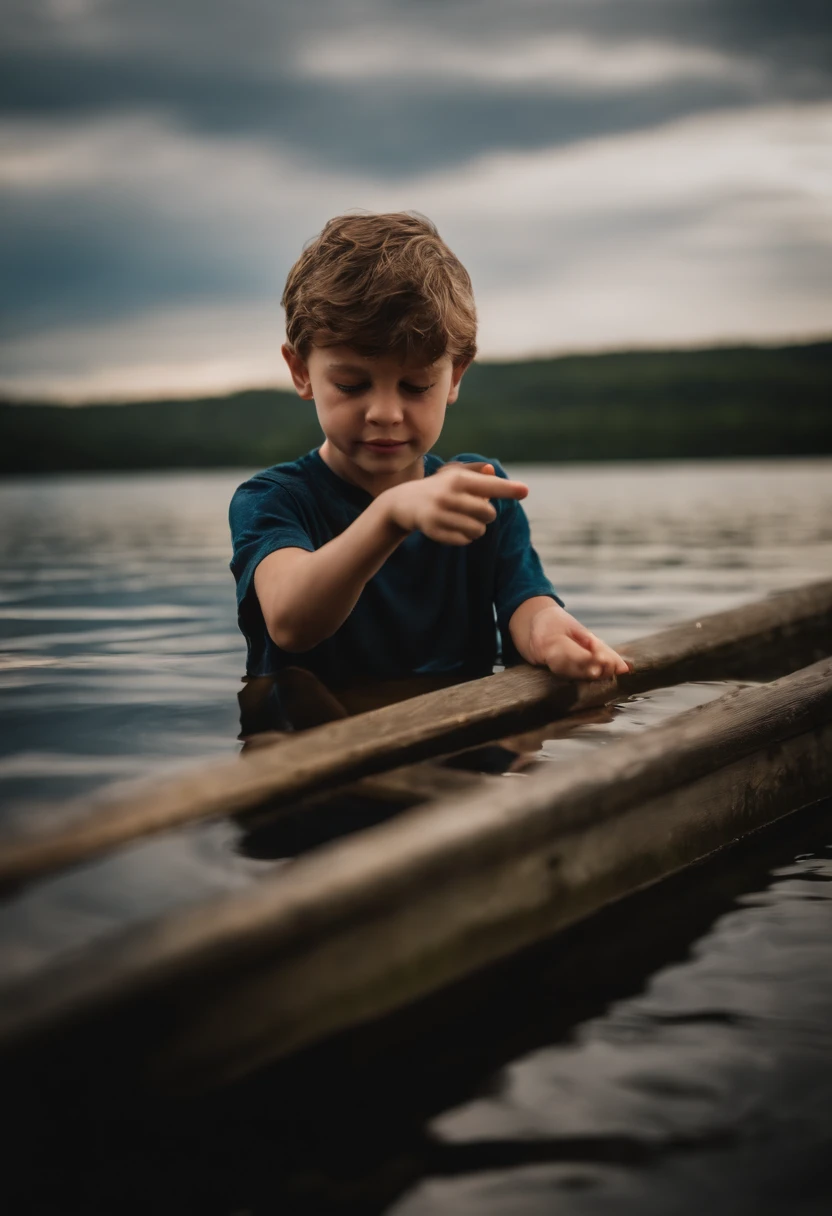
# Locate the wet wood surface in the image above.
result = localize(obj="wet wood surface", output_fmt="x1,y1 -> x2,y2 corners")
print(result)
0,578 -> 830,888
1,656 -> 830,1090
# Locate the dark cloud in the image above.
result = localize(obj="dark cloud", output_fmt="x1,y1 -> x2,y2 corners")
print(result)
1,1 -> 830,178
0,53 -> 770,178
1,0 -> 829,393
0,191 -> 274,336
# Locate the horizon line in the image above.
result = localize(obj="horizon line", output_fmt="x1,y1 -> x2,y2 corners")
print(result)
2,332 -> 830,409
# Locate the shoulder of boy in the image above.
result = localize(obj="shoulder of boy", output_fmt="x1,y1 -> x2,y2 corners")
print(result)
229,460 -> 308,524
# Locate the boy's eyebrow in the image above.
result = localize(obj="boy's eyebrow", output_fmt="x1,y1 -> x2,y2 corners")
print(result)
326,362 -> 372,375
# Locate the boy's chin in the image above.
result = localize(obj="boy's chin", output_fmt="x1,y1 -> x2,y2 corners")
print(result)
353,442 -> 419,465
349,443 -> 430,485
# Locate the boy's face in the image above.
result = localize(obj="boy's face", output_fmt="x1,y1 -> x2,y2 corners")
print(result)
283,343 -> 468,495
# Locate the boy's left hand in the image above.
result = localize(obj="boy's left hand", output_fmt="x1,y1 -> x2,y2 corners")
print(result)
516,599 -> 631,681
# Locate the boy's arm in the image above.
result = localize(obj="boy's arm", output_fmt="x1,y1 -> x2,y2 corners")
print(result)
254,496 -> 405,652
255,464 -> 528,653
508,596 -> 630,681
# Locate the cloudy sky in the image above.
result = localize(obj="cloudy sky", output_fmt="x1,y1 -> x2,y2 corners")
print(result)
1,0 -> 831,400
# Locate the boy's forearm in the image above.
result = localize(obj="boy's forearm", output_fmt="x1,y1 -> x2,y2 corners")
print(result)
507,596 -> 557,665
256,494 -> 408,652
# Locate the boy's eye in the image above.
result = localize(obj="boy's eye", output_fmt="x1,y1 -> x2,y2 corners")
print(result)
335,382 -> 369,394
334,380 -> 432,395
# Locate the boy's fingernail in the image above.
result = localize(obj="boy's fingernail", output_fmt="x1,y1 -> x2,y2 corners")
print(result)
589,665 -> 601,678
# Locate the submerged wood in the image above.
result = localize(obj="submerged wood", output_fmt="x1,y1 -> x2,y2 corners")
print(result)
0,579 -> 830,889
0,657 -> 830,1089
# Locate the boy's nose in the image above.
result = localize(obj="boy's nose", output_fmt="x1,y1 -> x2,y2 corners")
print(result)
364,391 -> 405,425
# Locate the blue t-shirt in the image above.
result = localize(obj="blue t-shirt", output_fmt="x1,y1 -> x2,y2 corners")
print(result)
229,449 -> 561,686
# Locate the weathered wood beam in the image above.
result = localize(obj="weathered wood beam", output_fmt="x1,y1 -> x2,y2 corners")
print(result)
0,578 -> 829,888
1,658 -> 830,1089
621,577 -> 832,683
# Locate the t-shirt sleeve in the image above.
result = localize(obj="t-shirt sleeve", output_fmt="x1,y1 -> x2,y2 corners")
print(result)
489,459 -> 564,663
228,474 -> 314,642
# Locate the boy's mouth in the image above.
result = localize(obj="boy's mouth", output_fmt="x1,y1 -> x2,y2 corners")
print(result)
362,439 -> 408,453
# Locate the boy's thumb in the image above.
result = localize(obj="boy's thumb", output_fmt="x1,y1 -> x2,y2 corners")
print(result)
464,461 -> 495,475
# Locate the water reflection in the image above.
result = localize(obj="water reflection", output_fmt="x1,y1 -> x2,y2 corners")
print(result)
0,472 -> 246,826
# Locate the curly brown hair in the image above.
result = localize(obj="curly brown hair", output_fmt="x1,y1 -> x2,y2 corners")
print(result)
282,212 -> 477,366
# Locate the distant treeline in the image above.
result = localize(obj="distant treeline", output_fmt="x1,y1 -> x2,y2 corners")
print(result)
2,342 -> 830,474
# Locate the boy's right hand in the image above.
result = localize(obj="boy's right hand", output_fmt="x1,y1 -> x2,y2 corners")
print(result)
382,462 -> 529,546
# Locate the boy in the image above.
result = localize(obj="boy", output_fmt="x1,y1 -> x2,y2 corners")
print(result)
230,212 -> 628,702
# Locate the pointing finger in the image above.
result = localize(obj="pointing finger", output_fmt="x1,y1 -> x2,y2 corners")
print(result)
465,473 -> 528,500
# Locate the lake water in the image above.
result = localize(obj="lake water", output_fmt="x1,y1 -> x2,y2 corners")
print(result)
1,459 -> 831,1213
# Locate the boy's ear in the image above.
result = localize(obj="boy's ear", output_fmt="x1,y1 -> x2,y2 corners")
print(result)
282,344 -> 314,400
446,357 -> 472,406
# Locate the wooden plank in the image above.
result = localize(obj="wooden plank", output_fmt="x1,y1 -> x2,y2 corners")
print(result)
1,658 -> 830,1089
159,729 -> 832,1092
0,578 -> 830,888
624,578 -> 832,681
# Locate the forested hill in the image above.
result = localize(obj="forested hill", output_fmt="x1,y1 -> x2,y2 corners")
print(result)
2,341 -> 830,474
